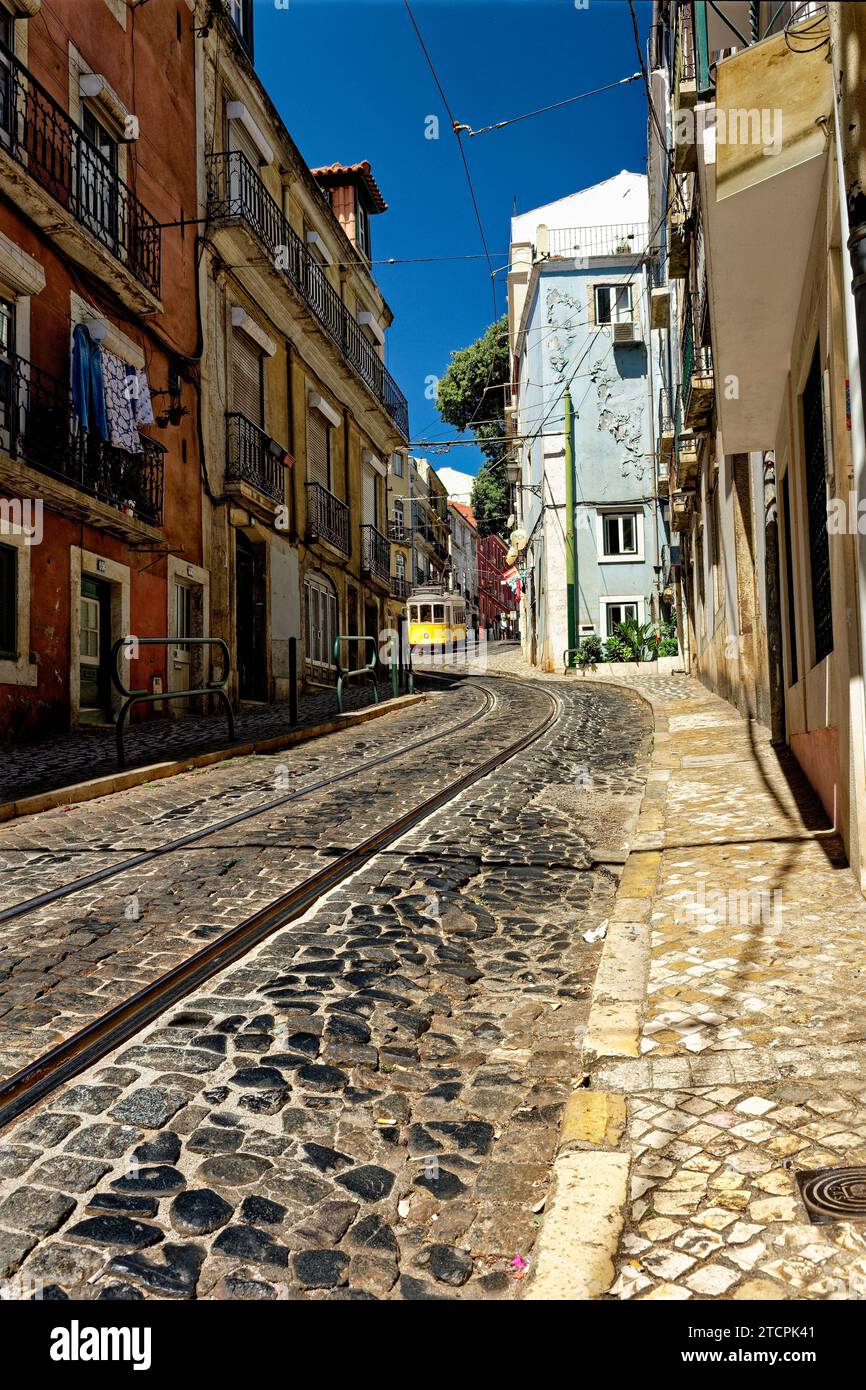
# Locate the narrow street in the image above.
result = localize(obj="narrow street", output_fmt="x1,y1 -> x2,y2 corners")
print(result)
0,660 -> 651,1300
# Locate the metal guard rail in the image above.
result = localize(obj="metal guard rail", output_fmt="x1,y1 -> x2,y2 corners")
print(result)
111,636 -> 234,768
334,635 -> 379,715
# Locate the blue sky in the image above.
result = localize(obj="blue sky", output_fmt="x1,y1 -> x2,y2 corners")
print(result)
255,0 -> 651,475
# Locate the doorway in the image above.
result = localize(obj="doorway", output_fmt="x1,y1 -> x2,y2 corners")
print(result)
79,574 -> 113,723
236,531 -> 266,700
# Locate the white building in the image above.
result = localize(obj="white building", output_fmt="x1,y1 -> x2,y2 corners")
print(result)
447,501 -> 478,623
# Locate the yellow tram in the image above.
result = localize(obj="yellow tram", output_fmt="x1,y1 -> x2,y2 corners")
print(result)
406,586 -> 467,648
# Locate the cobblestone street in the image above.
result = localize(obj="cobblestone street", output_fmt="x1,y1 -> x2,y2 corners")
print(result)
478,651 -> 866,1303
0,669 -> 652,1299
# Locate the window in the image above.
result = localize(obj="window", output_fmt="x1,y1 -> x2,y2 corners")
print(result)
602,513 -> 638,557
604,599 -> 639,637
392,497 -> 404,538
802,345 -> 833,665
433,604 -> 445,623
0,294 -> 14,442
80,106 -> 119,246
0,541 -> 16,659
362,463 -> 377,527
231,329 -> 264,428
0,7 -> 13,54
355,195 -> 371,260
395,552 -> 405,582
307,408 -> 331,489
391,452 -> 404,478
304,573 -> 338,672
595,284 -> 633,325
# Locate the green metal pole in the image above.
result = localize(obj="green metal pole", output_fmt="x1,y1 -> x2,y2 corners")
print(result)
565,385 -> 577,664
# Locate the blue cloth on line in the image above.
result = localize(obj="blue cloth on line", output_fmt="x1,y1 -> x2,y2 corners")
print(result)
71,323 -> 108,442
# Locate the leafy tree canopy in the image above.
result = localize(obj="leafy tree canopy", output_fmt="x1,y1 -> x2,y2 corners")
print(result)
436,315 -> 511,538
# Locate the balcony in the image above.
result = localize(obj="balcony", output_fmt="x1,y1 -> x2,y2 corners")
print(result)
674,429 -> 700,492
360,524 -> 390,584
546,222 -> 648,261
658,387 -> 676,461
0,44 -> 161,311
650,258 -> 670,329
225,412 -> 287,505
390,573 -> 411,600
0,353 -> 164,529
206,151 -> 409,440
410,506 -> 449,564
681,293 -> 714,428
388,516 -> 409,543
306,481 -> 349,554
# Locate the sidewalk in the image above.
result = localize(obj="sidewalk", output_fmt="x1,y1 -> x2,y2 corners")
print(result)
0,681 -> 406,807
485,647 -> 866,1300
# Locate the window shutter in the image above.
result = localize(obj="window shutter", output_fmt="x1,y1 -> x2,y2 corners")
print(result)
231,331 -> 262,426
362,464 -> 376,526
229,118 -> 261,171
307,409 -> 330,488
0,543 -> 17,659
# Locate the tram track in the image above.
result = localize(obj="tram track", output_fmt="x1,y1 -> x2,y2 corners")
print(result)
0,677 -> 494,925
0,682 -> 561,1130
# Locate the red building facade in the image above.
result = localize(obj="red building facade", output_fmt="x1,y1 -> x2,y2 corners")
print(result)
0,0 -> 201,736
453,504 -> 517,638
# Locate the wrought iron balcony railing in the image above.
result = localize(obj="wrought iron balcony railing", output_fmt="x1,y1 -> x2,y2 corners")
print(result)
225,412 -> 286,503
388,516 -> 408,542
547,222 -> 648,261
305,480 -> 349,554
206,151 -> 409,440
0,353 -> 164,524
360,524 -> 390,583
0,43 -> 161,297
681,292 -> 714,426
390,573 -> 411,600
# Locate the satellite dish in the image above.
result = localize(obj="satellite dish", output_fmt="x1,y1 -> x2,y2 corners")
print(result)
510,528 -> 527,550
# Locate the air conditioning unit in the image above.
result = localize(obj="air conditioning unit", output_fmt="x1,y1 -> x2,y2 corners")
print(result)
612,320 -> 642,346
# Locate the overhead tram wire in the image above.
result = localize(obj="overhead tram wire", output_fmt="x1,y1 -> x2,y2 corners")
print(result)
403,0 -> 498,319
627,0 -> 690,222
460,72 -> 643,137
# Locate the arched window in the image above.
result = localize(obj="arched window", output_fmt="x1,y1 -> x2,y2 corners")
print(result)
395,553 -> 405,582
304,571 -> 339,674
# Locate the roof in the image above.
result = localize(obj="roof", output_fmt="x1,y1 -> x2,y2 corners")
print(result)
310,161 -> 388,214
452,502 -> 477,530
511,170 -> 647,245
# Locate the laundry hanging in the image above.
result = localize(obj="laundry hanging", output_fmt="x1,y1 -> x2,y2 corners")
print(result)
71,323 -> 108,442
103,350 -> 143,453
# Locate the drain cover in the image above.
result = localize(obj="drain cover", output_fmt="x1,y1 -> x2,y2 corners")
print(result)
796,1166 -> 866,1223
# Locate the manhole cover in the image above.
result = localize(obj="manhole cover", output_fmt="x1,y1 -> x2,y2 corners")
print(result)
796,1166 -> 866,1223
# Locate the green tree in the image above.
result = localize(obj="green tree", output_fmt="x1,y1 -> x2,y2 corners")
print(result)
436,316 -> 512,537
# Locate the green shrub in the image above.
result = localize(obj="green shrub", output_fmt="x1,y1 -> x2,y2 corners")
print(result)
604,635 -> 629,663
615,618 -> 656,662
577,634 -> 603,670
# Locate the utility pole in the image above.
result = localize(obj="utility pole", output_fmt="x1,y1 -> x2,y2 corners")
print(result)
564,386 -> 577,663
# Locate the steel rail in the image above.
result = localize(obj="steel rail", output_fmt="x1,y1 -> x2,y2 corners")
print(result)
0,686 -> 560,1130
0,681 -> 497,926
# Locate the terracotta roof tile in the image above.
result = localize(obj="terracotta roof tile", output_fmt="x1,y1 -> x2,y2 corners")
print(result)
310,160 -> 387,213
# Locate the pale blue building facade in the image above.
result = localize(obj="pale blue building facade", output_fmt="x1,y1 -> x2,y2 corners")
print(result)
508,173 -> 670,669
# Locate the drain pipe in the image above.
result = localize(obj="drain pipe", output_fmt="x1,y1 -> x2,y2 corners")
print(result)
564,386 -> 578,661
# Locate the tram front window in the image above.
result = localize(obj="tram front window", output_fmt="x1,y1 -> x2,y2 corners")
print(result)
433,604 -> 445,623
419,604 -> 433,623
